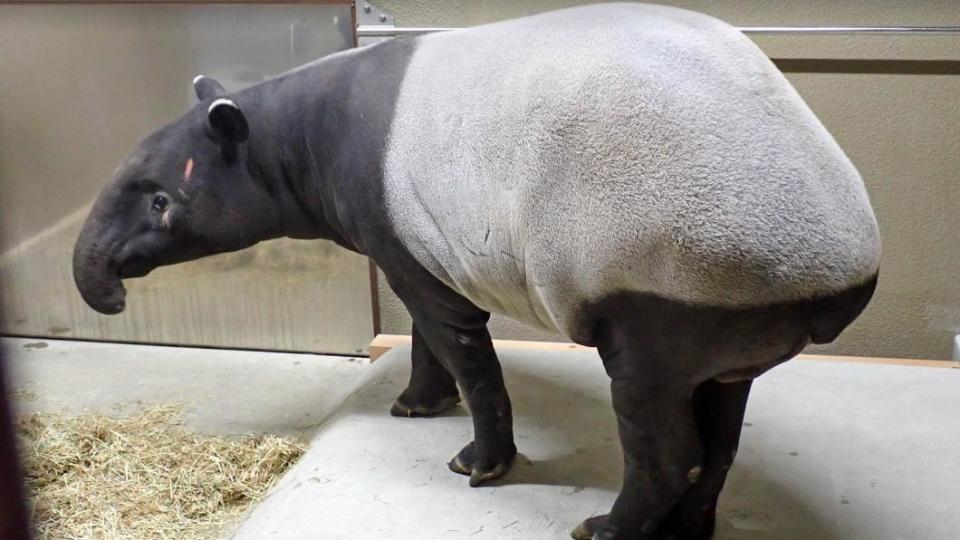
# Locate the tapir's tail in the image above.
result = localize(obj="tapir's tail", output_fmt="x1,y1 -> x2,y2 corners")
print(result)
809,272 -> 879,344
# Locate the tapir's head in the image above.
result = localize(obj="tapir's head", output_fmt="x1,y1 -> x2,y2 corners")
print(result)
73,76 -> 280,314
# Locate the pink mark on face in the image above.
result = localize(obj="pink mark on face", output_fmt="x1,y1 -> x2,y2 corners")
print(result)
183,158 -> 194,183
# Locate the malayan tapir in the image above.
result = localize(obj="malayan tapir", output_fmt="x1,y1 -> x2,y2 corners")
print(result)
72,4 -> 880,539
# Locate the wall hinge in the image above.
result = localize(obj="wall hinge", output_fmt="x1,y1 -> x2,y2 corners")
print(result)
356,2 -> 396,47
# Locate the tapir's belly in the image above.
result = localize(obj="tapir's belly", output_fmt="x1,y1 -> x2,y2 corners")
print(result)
381,4 -> 880,338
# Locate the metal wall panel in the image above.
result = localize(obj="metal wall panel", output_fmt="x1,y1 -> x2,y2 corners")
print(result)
0,4 -> 375,355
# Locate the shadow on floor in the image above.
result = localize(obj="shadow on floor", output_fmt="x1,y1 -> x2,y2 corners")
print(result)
716,465 -> 840,540
333,349 -> 839,539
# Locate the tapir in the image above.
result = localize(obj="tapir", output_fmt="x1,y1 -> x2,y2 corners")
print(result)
72,4 -> 880,539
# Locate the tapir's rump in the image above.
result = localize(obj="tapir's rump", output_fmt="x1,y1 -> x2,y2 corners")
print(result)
381,3 -> 880,337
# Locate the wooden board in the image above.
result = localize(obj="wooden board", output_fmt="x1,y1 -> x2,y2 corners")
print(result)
369,334 -> 958,369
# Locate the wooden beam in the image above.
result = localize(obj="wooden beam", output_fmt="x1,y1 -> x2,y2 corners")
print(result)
368,334 -> 958,369
797,354 -> 956,369
368,334 -> 592,361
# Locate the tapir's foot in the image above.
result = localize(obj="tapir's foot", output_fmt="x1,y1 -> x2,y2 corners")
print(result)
572,510 -> 715,540
653,507 -> 716,540
447,440 -> 517,486
571,515 -> 624,540
389,389 -> 461,418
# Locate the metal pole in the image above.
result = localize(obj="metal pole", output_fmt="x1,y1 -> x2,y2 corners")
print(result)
357,25 -> 960,38
740,26 -> 960,35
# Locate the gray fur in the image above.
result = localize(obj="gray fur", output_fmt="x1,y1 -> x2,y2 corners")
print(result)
383,3 -> 880,337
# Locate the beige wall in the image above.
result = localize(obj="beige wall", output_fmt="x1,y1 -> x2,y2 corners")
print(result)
374,1 -> 960,359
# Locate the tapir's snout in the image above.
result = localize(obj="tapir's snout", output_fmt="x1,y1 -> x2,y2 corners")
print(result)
72,192 -> 128,315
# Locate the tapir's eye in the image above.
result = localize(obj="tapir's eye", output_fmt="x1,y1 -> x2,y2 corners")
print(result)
151,194 -> 168,212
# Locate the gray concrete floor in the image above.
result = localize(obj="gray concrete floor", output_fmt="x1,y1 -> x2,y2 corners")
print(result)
234,346 -> 960,540
4,337 -> 370,436
5,337 -> 960,539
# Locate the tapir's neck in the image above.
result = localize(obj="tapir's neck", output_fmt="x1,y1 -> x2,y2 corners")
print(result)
236,38 -> 417,255
238,68 -> 356,250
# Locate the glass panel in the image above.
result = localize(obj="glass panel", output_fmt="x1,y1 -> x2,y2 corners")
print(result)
0,4 -> 374,355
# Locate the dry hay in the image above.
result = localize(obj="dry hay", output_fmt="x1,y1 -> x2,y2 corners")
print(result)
16,404 -> 306,539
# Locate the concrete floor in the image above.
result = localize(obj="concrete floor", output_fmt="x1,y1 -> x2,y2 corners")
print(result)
5,337 -> 960,539
4,337 -> 370,436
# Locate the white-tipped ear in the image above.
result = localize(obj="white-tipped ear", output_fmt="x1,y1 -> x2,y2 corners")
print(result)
193,75 -> 226,101
207,98 -> 249,144
208,98 -> 237,114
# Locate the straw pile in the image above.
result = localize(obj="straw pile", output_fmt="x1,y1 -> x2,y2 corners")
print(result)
16,404 -> 306,539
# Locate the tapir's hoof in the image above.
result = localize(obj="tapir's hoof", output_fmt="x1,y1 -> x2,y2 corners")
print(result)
571,515 -> 621,540
447,441 -> 516,486
389,394 -> 461,418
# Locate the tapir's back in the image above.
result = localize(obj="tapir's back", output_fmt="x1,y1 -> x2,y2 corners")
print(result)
382,3 -> 880,337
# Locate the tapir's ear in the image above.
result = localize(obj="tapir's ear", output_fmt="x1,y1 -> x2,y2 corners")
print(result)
193,75 -> 225,101
207,98 -> 249,145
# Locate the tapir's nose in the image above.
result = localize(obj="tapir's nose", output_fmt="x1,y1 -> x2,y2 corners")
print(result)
72,195 -> 128,315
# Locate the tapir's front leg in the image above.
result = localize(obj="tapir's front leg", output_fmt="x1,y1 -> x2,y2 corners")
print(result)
390,324 -> 461,417
383,267 -> 517,486
414,314 -> 517,486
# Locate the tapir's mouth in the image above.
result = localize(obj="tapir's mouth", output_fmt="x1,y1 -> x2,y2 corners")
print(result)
95,283 -> 127,315
84,257 -> 153,316
119,256 -> 155,279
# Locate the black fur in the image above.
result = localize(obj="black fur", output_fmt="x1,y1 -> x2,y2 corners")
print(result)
571,273 -> 877,539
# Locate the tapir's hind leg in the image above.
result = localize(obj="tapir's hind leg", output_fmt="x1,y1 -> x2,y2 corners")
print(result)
655,379 -> 753,540
390,324 -> 461,417
573,325 -> 705,540
573,381 -> 703,539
